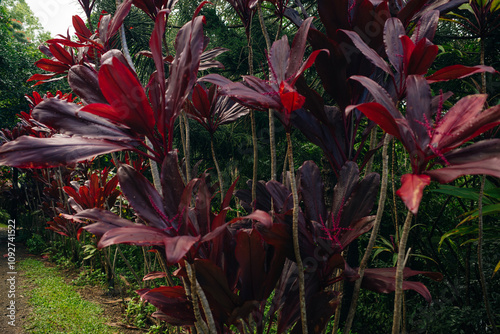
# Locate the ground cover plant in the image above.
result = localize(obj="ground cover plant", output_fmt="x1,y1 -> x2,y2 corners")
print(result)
18,258 -> 115,334
0,0 -> 499,333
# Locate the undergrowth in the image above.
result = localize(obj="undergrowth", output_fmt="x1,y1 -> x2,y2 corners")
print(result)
19,258 -> 114,334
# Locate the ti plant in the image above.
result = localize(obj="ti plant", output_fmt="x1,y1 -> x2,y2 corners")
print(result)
0,0 -> 499,333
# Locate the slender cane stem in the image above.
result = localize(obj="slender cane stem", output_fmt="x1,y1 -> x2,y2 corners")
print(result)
211,135 -> 224,203
286,131 -> 308,334
344,134 -> 392,333
477,175 -> 499,334
392,210 -> 413,334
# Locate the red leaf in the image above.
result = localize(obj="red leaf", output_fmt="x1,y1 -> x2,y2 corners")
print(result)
72,15 -> 92,39
279,81 -> 305,114
407,39 -> 438,75
35,58 -> 70,73
27,73 -> 55,82
348,102 -> 402,140
426,65 -> 497,83
396,174 -> 431,214
48,43 -> 74,65
98,57 -> 155,135
107,0 -> 133,42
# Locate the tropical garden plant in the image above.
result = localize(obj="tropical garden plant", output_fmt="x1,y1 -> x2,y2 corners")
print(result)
0,0 -> 499,333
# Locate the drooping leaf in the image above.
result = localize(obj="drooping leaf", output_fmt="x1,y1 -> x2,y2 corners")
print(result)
426,64 -> 497,83
98,57 -> 155,136
118,164 -> 169,230
31,98 -> 136,140
0,136 -> 132,168
360,267 -> 443,303
137,286 -> 195,325
68,65 -> 107,105
396,173 -> 431,214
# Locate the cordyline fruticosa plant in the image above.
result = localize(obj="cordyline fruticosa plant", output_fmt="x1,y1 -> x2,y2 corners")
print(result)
1,0 -> 500,332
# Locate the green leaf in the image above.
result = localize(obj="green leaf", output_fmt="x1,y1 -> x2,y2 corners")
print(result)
431,185 -> 493,204
460,203 -> 500,223
493,260 -> 500,277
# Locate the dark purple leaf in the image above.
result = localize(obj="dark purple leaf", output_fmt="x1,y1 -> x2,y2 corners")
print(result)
118,164 -> 169,229
199,47 -> 228,70
31,98 -> 136,140
361,267 -> 443,303
235,229 -> 267,301
299,160 -> 325,224
405,75 -> 431,148
411,10 -> 439,42
68,65 -> 107,105
161,151 -> 185,218
288,17 -> 314,80
194,259 -> 240,321
349,75 -> 402,120
341,30 -> 393,76
160,14 -> 205,142
98,226 -> 199,264
67,208 -> 137,238
0,136 -> 132,168
137,286 -> 195,325
384,18 -> 405,74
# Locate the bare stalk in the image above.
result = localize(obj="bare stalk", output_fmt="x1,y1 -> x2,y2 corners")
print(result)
246,19 -> 258,206
211,135 -> 224,203
391,210 -> 413,334
286,131 -> 308,334
184,113 -> 191,181
363,127 -> 378,176
257,3 -> 277,181
477,175 -> 499,334
185,263 -> 211,334
344,134 -> 392,333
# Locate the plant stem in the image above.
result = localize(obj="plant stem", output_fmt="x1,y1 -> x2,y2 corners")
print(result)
480,36 -> 486,94
211,134 -> 224,203
344,134 -> 392,333
256,2 -> 277,181
185,262 -> 210,334
391,210 -> 413,334
363,127 -> 378,176
246,19 -> 258,206
477,175 -> 499,334
184,113 -> 191,182
286,131 -> 308,334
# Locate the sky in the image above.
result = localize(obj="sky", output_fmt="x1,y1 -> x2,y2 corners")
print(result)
25,0 -> 84,37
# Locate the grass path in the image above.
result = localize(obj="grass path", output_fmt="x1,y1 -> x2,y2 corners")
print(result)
19,258 -> 115,334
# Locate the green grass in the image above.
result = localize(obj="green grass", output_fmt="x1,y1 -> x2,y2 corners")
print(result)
19,258 -> 115,334
0,222 -> 8,228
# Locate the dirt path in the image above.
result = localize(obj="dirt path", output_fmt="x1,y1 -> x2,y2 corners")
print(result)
0,225 -> 30,334
1,226 -> 144,333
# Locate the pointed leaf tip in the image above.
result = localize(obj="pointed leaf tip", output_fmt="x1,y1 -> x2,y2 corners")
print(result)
396,174 -> 431,214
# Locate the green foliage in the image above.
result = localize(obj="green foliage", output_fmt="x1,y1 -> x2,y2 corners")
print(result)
124,298 -> 157,329
19,258 -> 114,334
26,233 -> 48,254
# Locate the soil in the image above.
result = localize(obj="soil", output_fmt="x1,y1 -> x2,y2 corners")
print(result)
0,227 -> 144,334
